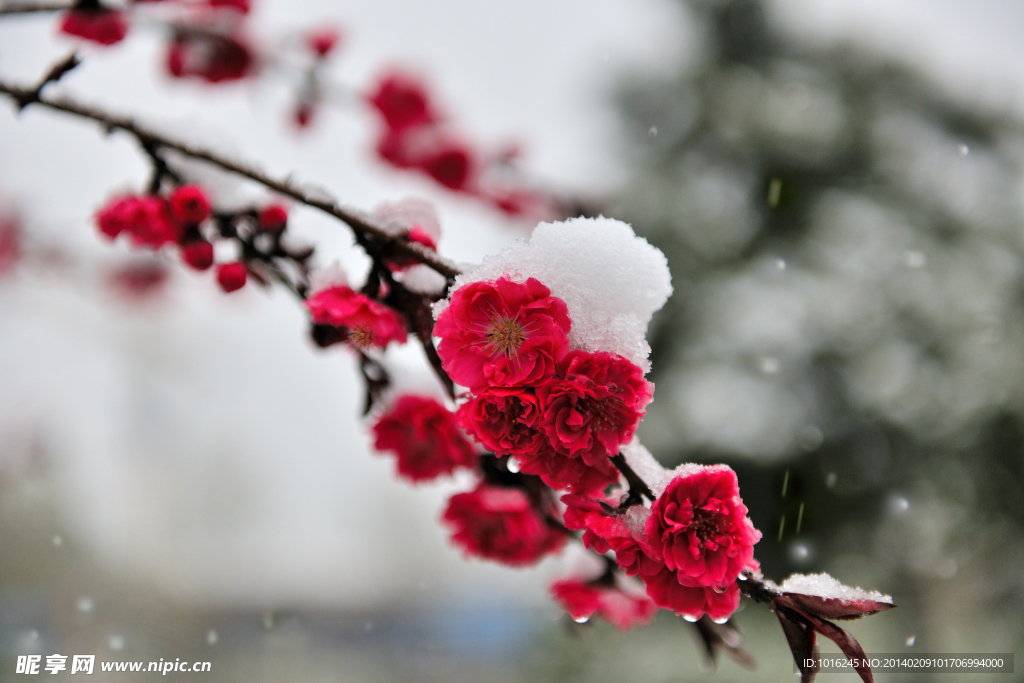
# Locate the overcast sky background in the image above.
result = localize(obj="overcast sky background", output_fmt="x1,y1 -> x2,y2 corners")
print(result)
2,0 -> 1024,611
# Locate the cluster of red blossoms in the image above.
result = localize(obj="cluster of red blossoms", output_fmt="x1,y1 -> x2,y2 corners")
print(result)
304,285 -> 407,351
562,465 -> 761,623
366,73 -> 551,218
438,276 -> 653,495
59,0 -> 257,83
95,185 -> 290,294
365,274 -> 762,630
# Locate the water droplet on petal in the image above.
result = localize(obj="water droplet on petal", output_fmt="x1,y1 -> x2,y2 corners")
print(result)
713,617 -> 729,625
906,635 -> 916,647
108,635 -> 125,651
77,596 -> 95,613
506,458 -> 520,474
573,615 -> 589,624
683,615 -> 699,623
206,629 -> 218,645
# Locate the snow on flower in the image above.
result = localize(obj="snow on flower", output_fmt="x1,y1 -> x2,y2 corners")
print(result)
442,482 -> 566,566
437,216 -> 672,373
374,197 -> 441,271
304,285 -> 407,350
372,394 -> 477,482
645,465 -> 761,590
434,276 -> 570,391
551,577 -> 658,631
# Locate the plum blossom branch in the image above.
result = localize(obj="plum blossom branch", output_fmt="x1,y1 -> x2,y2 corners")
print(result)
0,1 -> 72,14
0,77 -> 462,280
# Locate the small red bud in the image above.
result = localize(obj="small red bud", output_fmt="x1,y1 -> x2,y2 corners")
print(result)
181,241 -> 215,271
216,262 -> 247,292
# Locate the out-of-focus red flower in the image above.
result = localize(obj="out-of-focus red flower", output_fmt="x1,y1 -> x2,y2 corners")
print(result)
642,566 -> 741,621
442,482 -> 566,566
372,394 -> 477,482
216,261 -> 247,292
304,285 -> 407,350
435,276 -> 570,392
169,184 -> 211,226
167,33 -> 254,83
60,9 -> 128,46
206,0 -> 250,13
293,103 -> 314,129
180,240 -> 214,271
258,204 -> 288,232
95,195 -> 180,249
306,26 -> 342,58
423,145 -> 474,191
108,261 -> 169,299
536,351 -> 653,467
367,71 -> 435,132
0,217 -> 22,275
645,465 -> 761,590
551,578 -> 658,631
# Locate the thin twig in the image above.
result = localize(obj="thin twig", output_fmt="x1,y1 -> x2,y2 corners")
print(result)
0,78 -> 461,279
0,1 -> 72,14
610,453 -> 656,502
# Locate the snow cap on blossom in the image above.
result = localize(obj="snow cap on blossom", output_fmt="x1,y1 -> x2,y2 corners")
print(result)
442,482 -> 566,566
372,394 -> 477,482
304,285 -> 407,350
551,577 -> 658,631
645,464 -> 761,590
435,216 -> 671,373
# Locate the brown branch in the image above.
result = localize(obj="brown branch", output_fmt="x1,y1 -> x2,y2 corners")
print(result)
0,77 -> 461,280
0,1 -> 72,14
610,453 -> 656,502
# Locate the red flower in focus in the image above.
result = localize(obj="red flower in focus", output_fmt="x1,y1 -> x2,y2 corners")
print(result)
167,33 -> 254,83
457,389 -> 547,457
304,285 -> 407,350
60,9 -> 128,46
306,26 -> 342,58
372,395 -> 477,482
642,566 -> 741,622
551,578 -> 658,631
516,447 -> 620,495
181,240 -> 214,271
443,483 -> 565,566
435,276 -> 570,391
536,351 -> 653,466
645,465 -> 761,590
367,71 -> 435,132
169,184 -> 211,226
258,204 -> 288,232
216,262 -> 247,292
95,195 -> 180,249
561,495 -> 661,576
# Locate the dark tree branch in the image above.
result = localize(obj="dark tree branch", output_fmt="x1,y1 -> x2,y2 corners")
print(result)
610,453 -> 656,502
0,77 -> 461,279
0,1 -> 73,14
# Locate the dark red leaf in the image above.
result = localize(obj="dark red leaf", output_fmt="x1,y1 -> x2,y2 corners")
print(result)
783,592 -> 896,621
776,606 -> 819,683
792,606 -> 874,683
